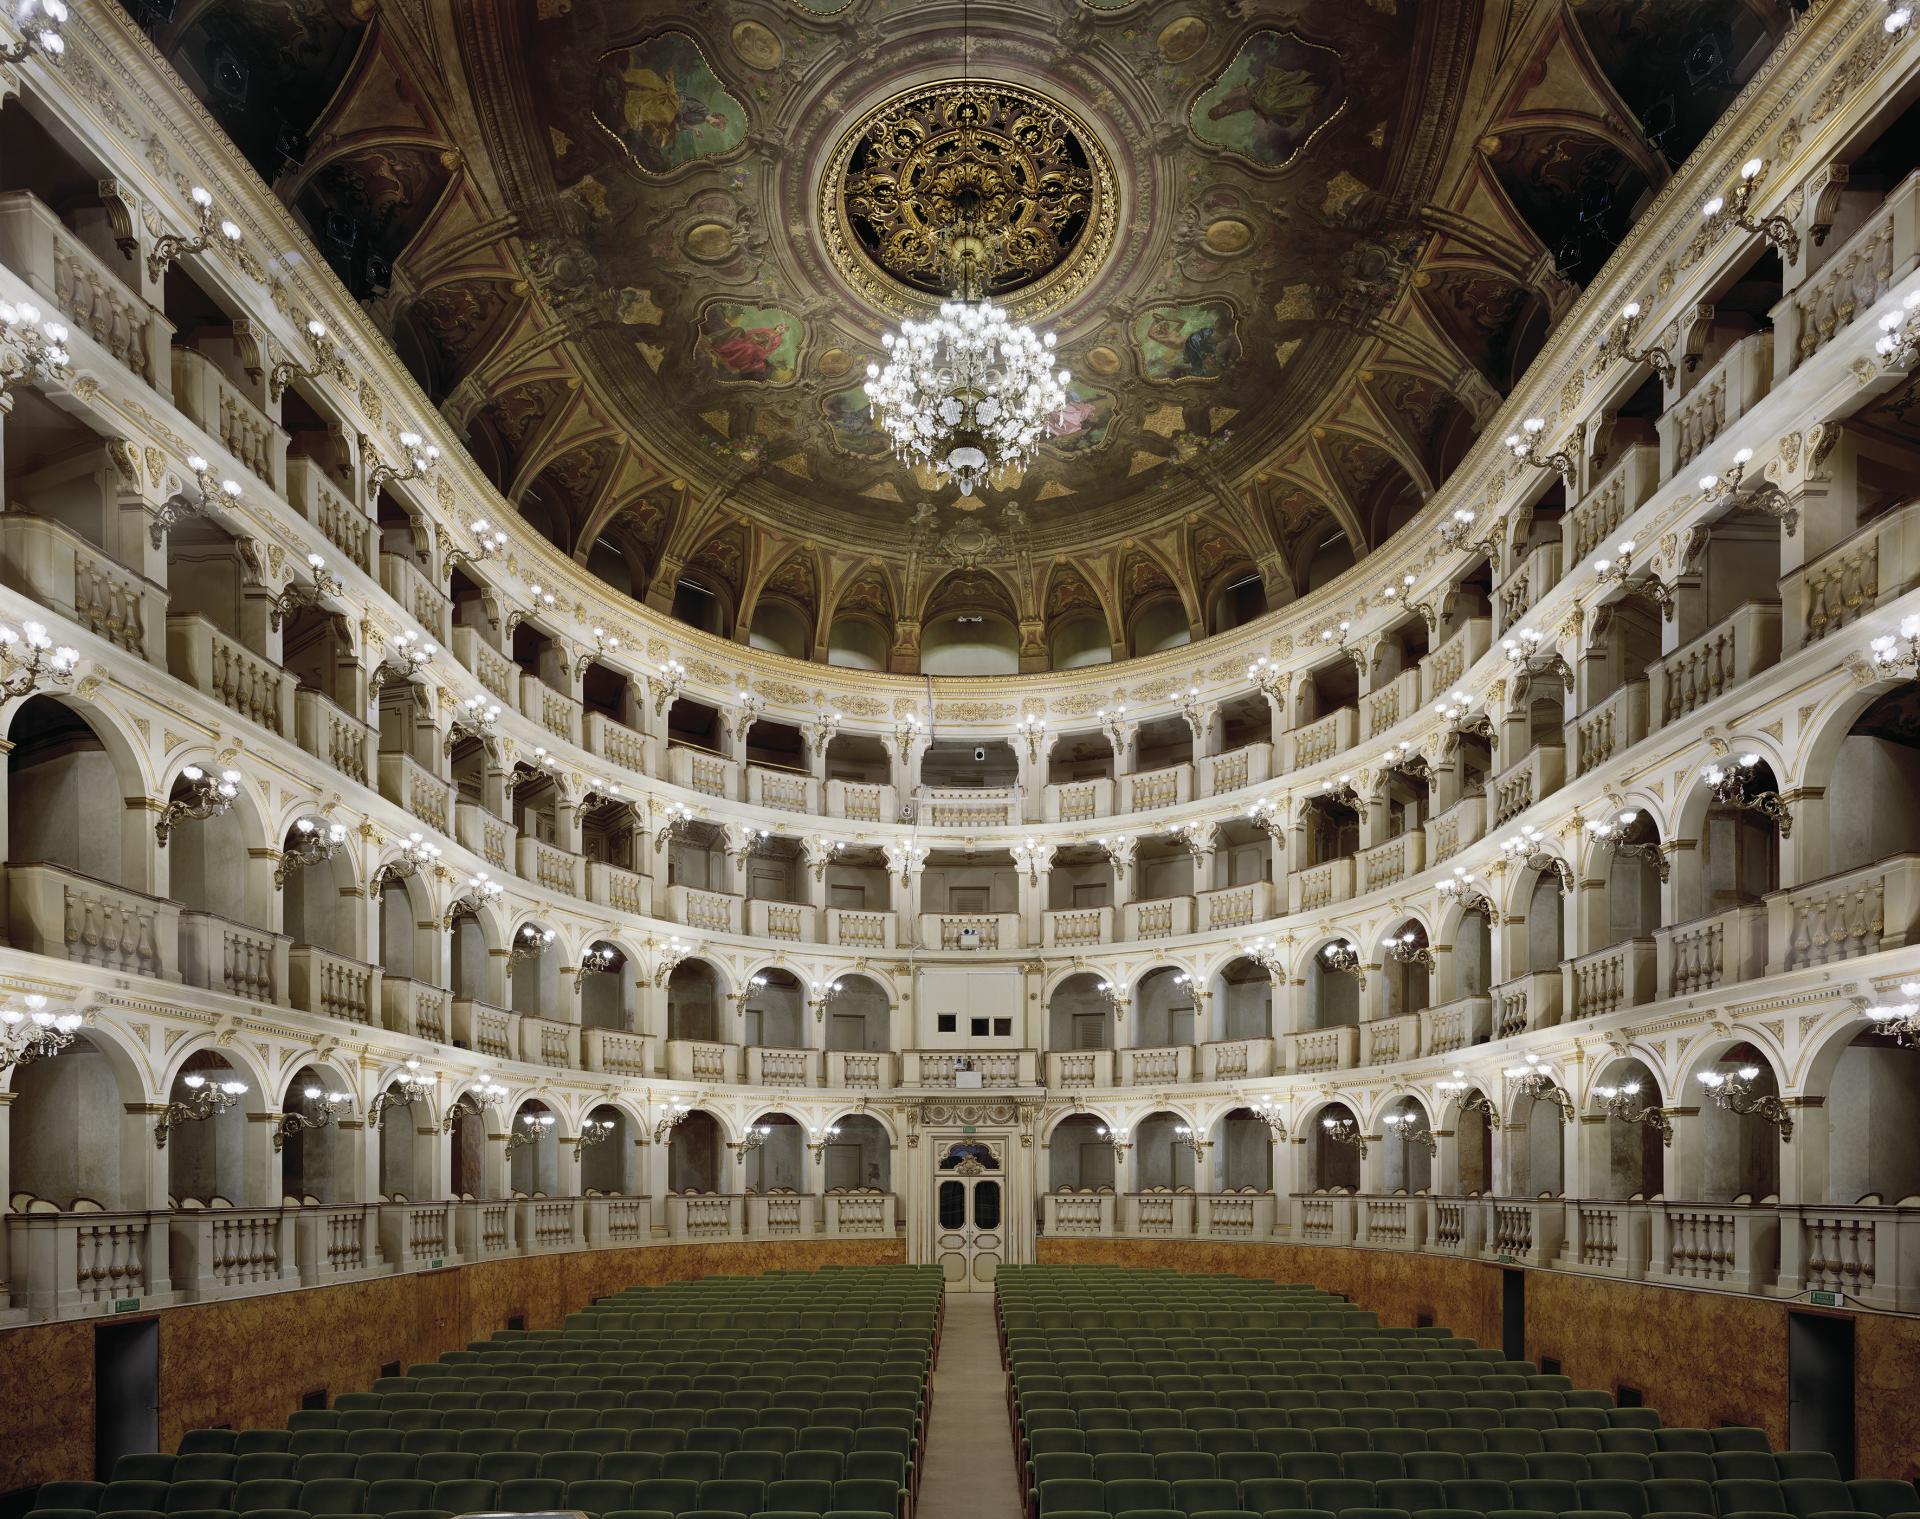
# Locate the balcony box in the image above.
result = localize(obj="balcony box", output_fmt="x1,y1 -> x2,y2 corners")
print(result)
179,910 -> 288,1006
522,672 -> 581,747
0,511 -> 166,664
379,752 -> 451,835
1289,857 -> 1354,914
1492,971 -> 1563,1038
920,912 -> 1017,951
905,1049 -> 1036,1088
664,1039 -> 737,1083
1358,831 -> 1424,894
1199,882 -> 1270,933
827,1194 -> 897,1236
168,613 -> 294,737
1427,794 -> 1486,866
1649,1202 -> 1778,1293
295,689 -> 370,787
7,862 -> 178,981
1766,854 -> 1920,972
1047,1049 -> 1116,1089
517,836 -> 580,897
7,1209 -> 173,1319
1361,668 -> 1420,741
826,779 -> 896,823
450,999 -> 516,1062
668,885 -> 742,935
1659,331 -> 1772,482
1565,937 -> 1656,1020
1125,897 -> 1193,940
1044,905 -> 1113,948
1784,498 -> 1920,653
381,976 -> 450,1043
1650,602 -> 1780,729
380,553 -> 451,646
1125,1192 -> 1197,1237
584,711 -> 649,776
379,1201 -> 458,1271
1043,1192 -> 1116,1236
1046,776 -> 1113,823
827,907 -> 895,949
520,1017 -> 578,1070
289,944 -> 379,1026
169,1208 -> 297,1301
1487,1198 -> 1567,1268
287,457 -> 370,572
172,348 -> 286,494
1201,1194 -> 1277,1240
456,800 -> 515,872
1287,708 -> 1356,771
1287,1025 -> 1358,1075
748,899 -> 817,943
1566,1200 -> 1650,1280
583,1027 -> 652,1077
748,1195 -> 813,1239
747,765 -> 819,815
451,625 -> 517,706
585,860 -> 650,916
1574,681 -> 1647,777
1498,542 -> 1563,633
924,788 -> 1013,827
1206,743 -> 1271,798
1291,1194 -> 1356,1246
1566,444 -> 1661,565
1422,617 -> 1492,700
1126,764 -> 1191,814
668,745 -> 737,800
1778,1204 -> 1920,1312
669,1195 -> 742,1240
1656,904 -> 1767,997
1121,1045 -> 1192,1085
292,1203 -> 383,1287
1491,744 -> 1565,827
1420,995 -> 1491,1057
514,1199 -> 582,1254
1359,1197 -> 1427,1250
1201,1038 -> 1275,1080
1361,1014 -> 1418,1066
583,1197 -> 654,1249
454,1201 -> 514,1262
827,1051 -> 897,1090
748,1046 -> 820,1087
1777,167 -> 1920,376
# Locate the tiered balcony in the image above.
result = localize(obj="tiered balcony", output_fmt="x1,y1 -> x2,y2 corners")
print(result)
1289,857 -> 1354,914
0,509 -> 166,664
1119,1045 -> 1192,1086
452,626 -> 518,707
289,944 -> 378,1025
1043,906 -> 1112,948
1287,1025 -> 1357,1075
826,1051 -> 897,1089
1126,766 -> 1190,813
1205,743 -> 1271,798
178,910 -> 287,1005
1045,776 -> 1113,823
1650,603 -> 1781,728
1656,905 -> 1767,996
748,899 -> 818,943
167,614 -> 293,736
1199,1038 -> 1276,1080
668,745 -> 736,800
585,860 -> 649,915
1766,854 -> 1920,972
1426,794 -> 1486,866
923,788 -> 1012,826
456,799 -> 515,872
381,976 -> 450,1042
517,836 -> 580,896
662,1039 -> 736,1082
826,779 -> 897,823
379,553 -> 450,646
904,1049 -> 1037,1087
1565,937 -> 1656,1020
1358,831 -> 1424,894
668,885 -> 742,934
1784,498 -> 1920,653
747,1046 -> 819,1086
1198,882 -> 1271,932
1046,1049 -> 1115,1089
1658,330 -> 1771,482
919,911 -> 1016,950
1491,744 -> 1565,827
582,1026 -> 651,1077
1420,994 -> 1491,1057
1286,708 -> 1355,771
287,457 -> 370,572
1491,970 -> 1562,1037
826,907 -> 894,948
1497,542 -> 1561,633
1360,668 -> 1420,741
522,673 -> 581,747
378,751 -> 452,834
294,689 -> 371,787
451,998 -> 516,1062
171,348 -> 285,493
1124,897 -> 1193,940
1566,445 -> 1659,565
1776,168 -> 1920,377
1574,681 -> 1648,777
584,712 -> 648,776
746,765 -> 818,815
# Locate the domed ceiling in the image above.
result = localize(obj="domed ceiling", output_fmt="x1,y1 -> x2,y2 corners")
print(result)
130,0 -> 1793,667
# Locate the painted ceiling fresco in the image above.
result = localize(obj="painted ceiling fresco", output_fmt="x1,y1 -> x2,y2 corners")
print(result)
128,0 -> 1792,659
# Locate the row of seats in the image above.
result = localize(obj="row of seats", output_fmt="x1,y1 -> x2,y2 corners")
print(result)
996,1269 -> 1919,1519
27,1267 -> 942,1519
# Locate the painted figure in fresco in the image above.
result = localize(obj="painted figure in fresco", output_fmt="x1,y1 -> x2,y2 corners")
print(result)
620,65 -> 729,158
707,317 -> 789,381
1137,305 -> 1238,381
594,33 -> 746,176
1192,31 -> 1345,169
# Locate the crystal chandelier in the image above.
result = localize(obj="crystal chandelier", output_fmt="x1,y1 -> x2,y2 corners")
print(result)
862,10 -> 1070,498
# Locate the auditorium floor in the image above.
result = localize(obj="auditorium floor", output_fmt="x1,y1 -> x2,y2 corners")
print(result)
918,1290 -> 1022,1518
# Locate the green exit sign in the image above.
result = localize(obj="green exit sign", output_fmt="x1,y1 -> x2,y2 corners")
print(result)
429,1258 -> 444,1270
1809,1290 -> 1842,1307
963,1125 -> 976,1135
1497,1253 -> 1517,1265
113,1298 -> 141,1313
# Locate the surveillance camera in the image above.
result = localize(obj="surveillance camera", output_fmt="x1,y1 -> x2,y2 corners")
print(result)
974,746 -> 986,762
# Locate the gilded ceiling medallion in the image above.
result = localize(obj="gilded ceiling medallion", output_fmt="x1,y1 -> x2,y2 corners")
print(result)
821,80 -> 1117,319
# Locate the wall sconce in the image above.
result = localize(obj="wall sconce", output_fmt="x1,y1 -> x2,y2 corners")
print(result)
1505,417 -> 1576,487
1592,539 -> 1676,620
1436,866 -> 1498,921
1585,808 -> 1670,880
505,580 -> 559,637
267,319 -> 349,402
1173,1122 -> 1210,1159
572,626 -> 623,680
276,815 -> 348,887
1097,1124 -> 1131,1157
1316,620 -> 1367,677
367,1058 -> 434,1129
575,942 -> 621,991
269,553 -> 344,631
730,1123 -> 773,1160
1698,449 -> 1798,535
156,764 -> 241,846
442,872 -> 505,927
1167,820 -> 1210,859
1594,301 -> 1677,385
1095,977 -> 1129,1021
1014,836 -> 1052,885
370,832 -> 441,899
1862,981 -> 1920,1046
1887,2 -> 1914,35
1,0 -> 68,64
506,1111 -> 556,1153
1701,158 -> 1798,262
1383,931 -> 1435,967
440,1078 -> 508,1134
1381,739 -> 1431,780
652,936 -> 696,985
1243,935 -> 1287,977
1503,1053 -> 1575,1119
445,695 -> 502,755
652,1099 -> 692,1143
1697,1065 -> 1792,1140
805,836 -> 846,881
507,923 -> 556,971
1440,508 -> 1501,567
1435,689 -> 1495,750
1316,774 -> 1361,809
573,1117 -> 617,1158
1502,627 -> 1572,683
1500,826 -> 1573,892
892,710 -> 922,761
572,779 -> 625,825
272,1086 -> 353,1151
1245,796 -> 1286,843
1379,573 -> 1438,630
651,658 -> 687,716
1246,656 -> 1286,701
1094,704 -> 1130,751
0,993 -> 81,1074
1870,616 -> 1920,676
155,1073 -> 248,1148
809,977 -> 848,1022
1875,290 -> 1920,369
1594,1081 -> 1674,1145
1381,1111 -> 1437,1155
446,518 -> 510,570
1017,712 -> 1048,760
807,1124 -> 843,1162
149,455 -> 242,548
1321,1116 -> 1367,1157
0,619 -> 78,698
808,710 -> 843,755
367,430 -> 442,494
652,801 -> 696,854
0,298 -> 69,405
147,185 -> 242,282
1438,1070 -> 1502,1127
1700,753 -> 1792,835
885,841 -> 930,883
1320,940 -> 1364,979
727,825 -> 773,868
1248,1097 -> 1287,1139
373,629 -> 436,689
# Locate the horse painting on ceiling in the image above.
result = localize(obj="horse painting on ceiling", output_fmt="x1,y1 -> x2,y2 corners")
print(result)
593,31 -> 748,177
1190,29 -> 1347,171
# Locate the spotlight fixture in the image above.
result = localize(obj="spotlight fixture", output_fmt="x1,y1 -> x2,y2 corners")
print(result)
156,764 -> 242,846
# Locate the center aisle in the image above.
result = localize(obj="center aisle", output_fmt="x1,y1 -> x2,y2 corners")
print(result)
917,1289 -> 1024,1519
